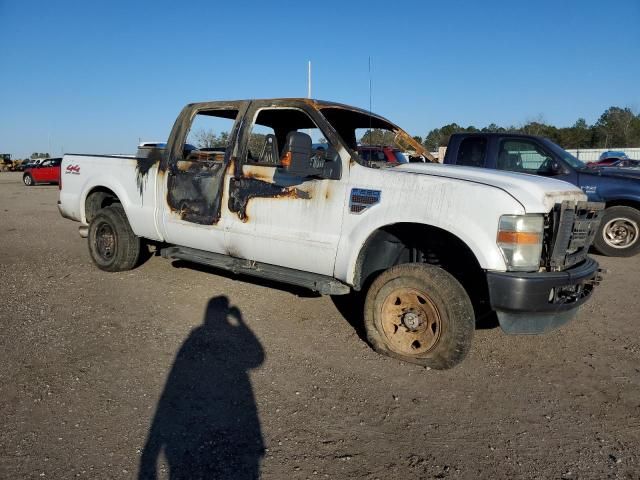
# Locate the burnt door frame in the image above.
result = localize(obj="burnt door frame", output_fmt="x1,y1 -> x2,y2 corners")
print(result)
223,100 -> 350,276
227,100 -> 348,220
234,99 -> 347,175
162,101 -> 250,227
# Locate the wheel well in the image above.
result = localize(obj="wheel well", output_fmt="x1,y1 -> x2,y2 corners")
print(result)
354,223 -> 491,318
605,199 -> 640,211
85,187 -> 121,222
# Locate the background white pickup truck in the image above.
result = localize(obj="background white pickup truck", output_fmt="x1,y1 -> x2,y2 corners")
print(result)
58,98 -> 604,369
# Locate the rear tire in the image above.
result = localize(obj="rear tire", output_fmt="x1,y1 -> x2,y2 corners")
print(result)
88,205 -> 141,271
593,206 -> 640,257
364,263 -> 474,370
23,174 -> 34,186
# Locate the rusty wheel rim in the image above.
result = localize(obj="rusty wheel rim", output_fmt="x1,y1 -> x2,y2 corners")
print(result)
380,287 -> 442,356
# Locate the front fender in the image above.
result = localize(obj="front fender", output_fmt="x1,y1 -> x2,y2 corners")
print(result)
600,192 -> 640,207
333,167 -> 528,285
335,213 -> 510,287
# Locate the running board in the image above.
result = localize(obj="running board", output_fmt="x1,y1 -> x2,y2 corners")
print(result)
160,246 -> 351,295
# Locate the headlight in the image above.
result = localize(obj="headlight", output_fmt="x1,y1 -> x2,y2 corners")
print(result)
497,215 -> 544,271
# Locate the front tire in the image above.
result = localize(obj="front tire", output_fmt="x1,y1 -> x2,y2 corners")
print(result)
363,263 -> 474,370
23,174 -> 34,186
593,206 -> 640,257
88,205 -> 141,271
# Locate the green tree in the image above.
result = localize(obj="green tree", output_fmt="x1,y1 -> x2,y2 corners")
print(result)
359,129 -> 397,146
422,123 -> 482,151
192,129 -> 229,148
629,114 -> 640,147
247,133 -> 267,157
481,123 -> 505,133
560,118 -> 592,149
423,124 -> 453,151
595,107 -> 637,147
422,128 -> 441,151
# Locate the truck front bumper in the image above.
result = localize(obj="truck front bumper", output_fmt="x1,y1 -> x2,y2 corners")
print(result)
486,257 -> 601,334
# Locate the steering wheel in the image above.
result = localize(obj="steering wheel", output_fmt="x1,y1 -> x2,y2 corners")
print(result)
536,157 -> 557,175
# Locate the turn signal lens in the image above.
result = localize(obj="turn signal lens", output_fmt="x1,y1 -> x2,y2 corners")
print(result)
496,231 -> 541,245
497,215 -> 544,271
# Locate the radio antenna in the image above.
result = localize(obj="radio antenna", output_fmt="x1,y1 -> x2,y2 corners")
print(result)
368,56 -> 373,145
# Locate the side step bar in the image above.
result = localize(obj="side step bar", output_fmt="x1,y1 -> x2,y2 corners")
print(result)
160,246 -> 351,295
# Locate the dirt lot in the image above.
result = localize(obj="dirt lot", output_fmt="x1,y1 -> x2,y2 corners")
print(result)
1,171 -> 639,479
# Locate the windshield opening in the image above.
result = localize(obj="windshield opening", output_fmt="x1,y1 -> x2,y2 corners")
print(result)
541,138 -> 587,169
320,107 -> 433,167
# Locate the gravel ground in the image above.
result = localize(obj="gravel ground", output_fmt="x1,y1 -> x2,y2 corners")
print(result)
1,171 -> 639,479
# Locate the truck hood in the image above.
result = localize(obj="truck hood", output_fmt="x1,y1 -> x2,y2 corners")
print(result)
580,167 -> 640,181
393,163 -> 586,212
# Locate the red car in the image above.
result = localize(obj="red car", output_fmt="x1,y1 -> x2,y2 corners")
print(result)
357,145 -> 408,164
23,158 -> 62,186
586,158 -> 639,169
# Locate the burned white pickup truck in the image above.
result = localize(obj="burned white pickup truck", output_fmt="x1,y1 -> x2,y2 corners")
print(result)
58,99 -> 604,369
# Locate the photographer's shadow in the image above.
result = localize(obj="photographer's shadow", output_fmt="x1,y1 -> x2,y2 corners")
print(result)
139,296 -> 265,479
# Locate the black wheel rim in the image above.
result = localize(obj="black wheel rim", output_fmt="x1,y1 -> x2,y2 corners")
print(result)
95,222 -> 116,261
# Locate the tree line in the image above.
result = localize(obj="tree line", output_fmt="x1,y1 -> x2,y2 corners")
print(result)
191,128 -> 267,155
416,106 -> 640,151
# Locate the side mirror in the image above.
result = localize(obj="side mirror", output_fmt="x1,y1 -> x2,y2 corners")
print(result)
280,132 -> 317,176
551,161 -> 569,175
539,158 -> 566,176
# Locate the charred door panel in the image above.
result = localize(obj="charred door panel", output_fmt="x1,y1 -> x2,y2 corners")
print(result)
225,163 -> 348,276
228,174 -> 310,222
167,154 -> 227,225
158,103 -> 248,254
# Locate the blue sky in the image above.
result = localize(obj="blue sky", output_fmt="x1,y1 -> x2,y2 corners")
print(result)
1,0 -> 639,158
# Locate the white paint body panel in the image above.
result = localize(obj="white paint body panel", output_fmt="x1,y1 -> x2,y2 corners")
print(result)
394,163 -> 587,212
59,155 -> 163,241
337,163 -> 518,283
223,164 -> 348,276
59,152 -> 587,286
